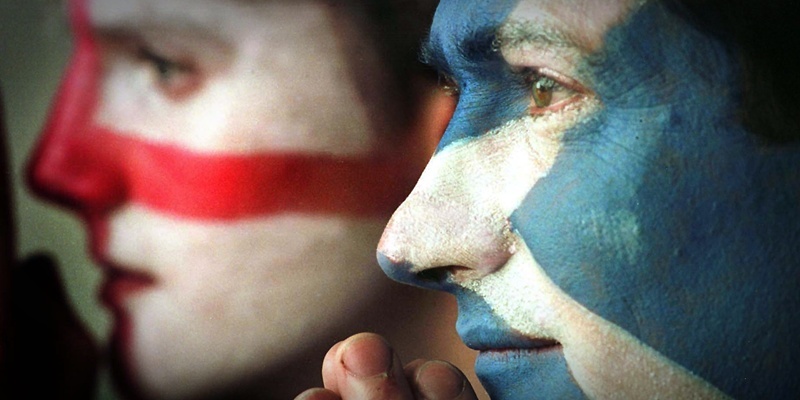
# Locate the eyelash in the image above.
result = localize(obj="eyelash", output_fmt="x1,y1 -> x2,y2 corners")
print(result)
436,68 -> 585,116
135,44 -> 199,99
438,72 -> 460,97
521,68 -> 583,116
136,46 -> 188,80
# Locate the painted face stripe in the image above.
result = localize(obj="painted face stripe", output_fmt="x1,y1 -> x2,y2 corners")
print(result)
88,127 -> 418,219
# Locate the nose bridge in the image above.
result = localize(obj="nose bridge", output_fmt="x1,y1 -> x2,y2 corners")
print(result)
377,147 -> 515,286
27,4 -> 125,214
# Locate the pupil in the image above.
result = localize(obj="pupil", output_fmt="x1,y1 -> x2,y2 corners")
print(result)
156,60 -> 173,79
533,78 -> 553,108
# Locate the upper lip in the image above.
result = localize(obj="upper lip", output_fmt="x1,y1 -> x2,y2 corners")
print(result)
458,323 -> 559,352
104,263 -> 156,284
99,262 -> 157,308
83,213 -> 157,287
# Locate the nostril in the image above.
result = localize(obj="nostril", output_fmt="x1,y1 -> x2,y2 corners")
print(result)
377,251 -> 467,292
416,265 -> 470,284
416,268 -> 448,283
377,252 -> 448,290
377,252 -> 415,283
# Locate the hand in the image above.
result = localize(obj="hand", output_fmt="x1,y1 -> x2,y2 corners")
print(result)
295,333 -> 478,400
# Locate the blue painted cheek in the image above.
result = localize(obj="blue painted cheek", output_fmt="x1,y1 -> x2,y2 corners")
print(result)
511,2 -> 800,398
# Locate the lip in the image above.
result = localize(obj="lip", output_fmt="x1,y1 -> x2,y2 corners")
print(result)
453,288 -> 561,352
470,334 -> 562,357
99,264 -> 157,308
457,316 -> 560,353
81,214 -> 156,307
478,339 -> 562,354
459,323 -> 563,365
474,342 -> 573,399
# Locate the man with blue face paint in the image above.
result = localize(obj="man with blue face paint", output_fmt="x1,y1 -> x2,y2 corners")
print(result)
296,0 -> 800,399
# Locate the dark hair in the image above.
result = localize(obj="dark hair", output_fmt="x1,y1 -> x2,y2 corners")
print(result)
667,0 -> 800,143
321,0 -> 439,137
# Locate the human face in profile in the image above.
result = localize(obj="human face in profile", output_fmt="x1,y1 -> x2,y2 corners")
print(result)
28,0 -> 431,398
379,0 -> 800,398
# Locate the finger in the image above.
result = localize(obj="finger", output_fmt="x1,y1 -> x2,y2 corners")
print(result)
322,340 -> 344,392
403,359 -> 427,383
333,332 -> 414,400
409,360 -> 478,400
294,388 -> 342,400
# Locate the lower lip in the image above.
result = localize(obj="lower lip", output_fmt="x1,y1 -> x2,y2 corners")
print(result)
475,344 -> 585,398
475,343 -> 564,375
479,343 -> 563,359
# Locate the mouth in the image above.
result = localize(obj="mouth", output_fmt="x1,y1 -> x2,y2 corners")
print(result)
100,264 -> 156,307
478,339 -> 563,360
456,310 -> 562,356
474,337 -> 562,356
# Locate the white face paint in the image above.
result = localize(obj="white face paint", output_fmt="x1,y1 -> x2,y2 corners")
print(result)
465,238 -> 727,399
379,0 -> 730,397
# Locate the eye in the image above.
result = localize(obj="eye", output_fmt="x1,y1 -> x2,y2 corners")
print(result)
136,45 -> 199,98
437,72 -> 460,97
523,69 -> 584,116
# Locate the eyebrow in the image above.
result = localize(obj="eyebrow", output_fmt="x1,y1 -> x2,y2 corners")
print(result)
495,19 -> 589,53
420,26 -> 500,74
420,19 -> 588,74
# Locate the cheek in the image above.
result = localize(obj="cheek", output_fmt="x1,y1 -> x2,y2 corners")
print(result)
109,208 -> 386,286
510,110 -> 663,329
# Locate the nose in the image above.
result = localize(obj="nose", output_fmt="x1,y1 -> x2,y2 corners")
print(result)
27,13 -> 125,215
377,158 -> 516,290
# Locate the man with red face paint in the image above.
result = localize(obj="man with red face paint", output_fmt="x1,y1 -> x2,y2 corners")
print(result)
8,0 -> 482,399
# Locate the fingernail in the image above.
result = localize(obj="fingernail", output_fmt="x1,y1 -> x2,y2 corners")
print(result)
416,361 -> 466,399
340,334 -> 394,378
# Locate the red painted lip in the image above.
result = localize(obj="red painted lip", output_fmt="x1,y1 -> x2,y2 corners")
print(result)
99,265 -> 156,308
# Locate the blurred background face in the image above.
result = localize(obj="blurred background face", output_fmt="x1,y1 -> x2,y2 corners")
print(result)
27,0 -> 431,397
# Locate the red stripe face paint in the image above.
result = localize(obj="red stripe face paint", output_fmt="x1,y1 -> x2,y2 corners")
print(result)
32,124 -> 422,220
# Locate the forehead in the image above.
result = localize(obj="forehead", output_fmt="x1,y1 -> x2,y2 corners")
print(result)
88,0 -> 335,39
429,0 -> 643,66
508,0 -> 642,51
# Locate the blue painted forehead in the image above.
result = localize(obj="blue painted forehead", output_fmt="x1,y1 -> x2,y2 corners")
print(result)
424,0 -> 518,73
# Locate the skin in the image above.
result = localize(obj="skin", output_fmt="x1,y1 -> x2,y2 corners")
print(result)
304,0 -> 800,398
26,0 -> 475,398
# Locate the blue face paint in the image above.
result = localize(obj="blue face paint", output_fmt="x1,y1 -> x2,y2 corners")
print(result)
403,1 -> 590,398
513,1 -> 800,398
424,0 -> 528,148
381,0 -> 800,399
380,249 -> 585,398
454,286 -> 587,399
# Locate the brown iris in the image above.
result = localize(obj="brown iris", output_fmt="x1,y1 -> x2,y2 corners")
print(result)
532,75 -> 556,109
